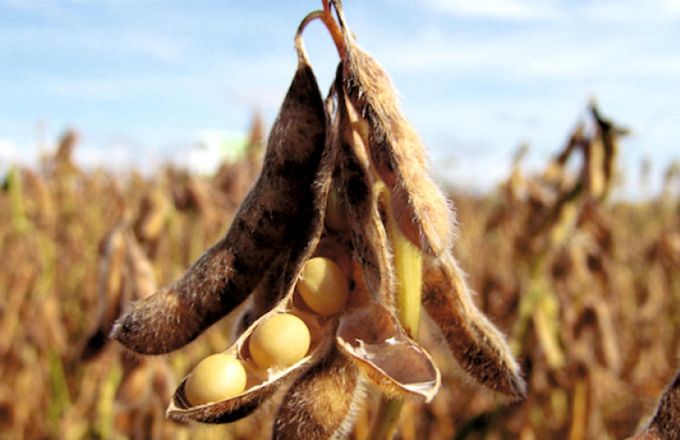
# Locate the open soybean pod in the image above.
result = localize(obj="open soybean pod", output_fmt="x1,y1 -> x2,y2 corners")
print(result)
336,303 -> 441,402
167,284 -> 337,424
167,232 -> 337,423
422,253 -> 527,399
167,19 -> 341,423
332,63 -> 440,403
332,2 -> 454,258
273,349 -> 364,440
111,29 -> 329,355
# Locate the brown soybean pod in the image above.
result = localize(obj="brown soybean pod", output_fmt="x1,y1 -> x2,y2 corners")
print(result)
335,69 -> 395,307
272,349 -> 363,440
341,39 -> 454,258
422,253 -> 526,399
82,225 -> 158,360
112,53 -> 328,355
633,368 -> 680,440
335,302 -> 440,401
82,225 -> 128,360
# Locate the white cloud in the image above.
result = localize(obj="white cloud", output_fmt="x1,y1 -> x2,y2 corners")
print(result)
0,27 -> 185,65
575,0 -> 680,23
659,0 -> 680,14
422,0 -> 558,21
75,138 -> 164,175
422,0 -> 680,24
377,14 -> 680,84
1,0 -> 63,18
0,138 -> 45,173
174,130 -> 247,175
0,138 -> 17,160
0,138 -> 20,176
39,74 -> 203,101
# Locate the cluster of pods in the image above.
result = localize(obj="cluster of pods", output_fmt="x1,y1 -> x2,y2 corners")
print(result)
111,1 -> 525,438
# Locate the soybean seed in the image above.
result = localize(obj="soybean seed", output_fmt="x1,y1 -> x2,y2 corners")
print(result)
297,257 -> 349,315
249,313 -> 310,370
185,353 -> 247,405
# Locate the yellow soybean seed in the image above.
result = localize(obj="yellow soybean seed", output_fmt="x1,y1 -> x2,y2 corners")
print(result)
249,313 -> 310,370
185,353 -> 247,405
297,257 -> 349,315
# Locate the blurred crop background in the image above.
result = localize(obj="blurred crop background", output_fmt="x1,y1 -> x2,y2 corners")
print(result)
1,1 -> 679,439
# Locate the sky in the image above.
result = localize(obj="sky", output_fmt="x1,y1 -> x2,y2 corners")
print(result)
1,0 -> 679,195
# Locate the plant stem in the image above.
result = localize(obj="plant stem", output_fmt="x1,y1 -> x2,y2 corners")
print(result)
392,221 -> 423,336
371,397 -> 405,440
369,183 -> 423,439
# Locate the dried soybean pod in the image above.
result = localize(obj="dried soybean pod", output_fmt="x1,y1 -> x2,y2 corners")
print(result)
167,214 -> 338,425
633,368 -> 680,440
167,263 -> 336,425
166,22 -> 339,424
334,4 -> 453,257
236,28 -> 341,334
590,102 -> 628,202
335,71 -> 394,306
336,302 -> 440,402
82,225 -> 128,360
82,224 -> 157,360
422,252 -> 526,399
112,41 -> 328,355
273,349 -> 364,440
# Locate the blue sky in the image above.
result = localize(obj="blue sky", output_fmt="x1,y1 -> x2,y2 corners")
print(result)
1,0 -> 679,194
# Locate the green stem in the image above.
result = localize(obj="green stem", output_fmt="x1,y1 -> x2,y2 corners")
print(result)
369,183 -> 423,439
392,216 -> 423,336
